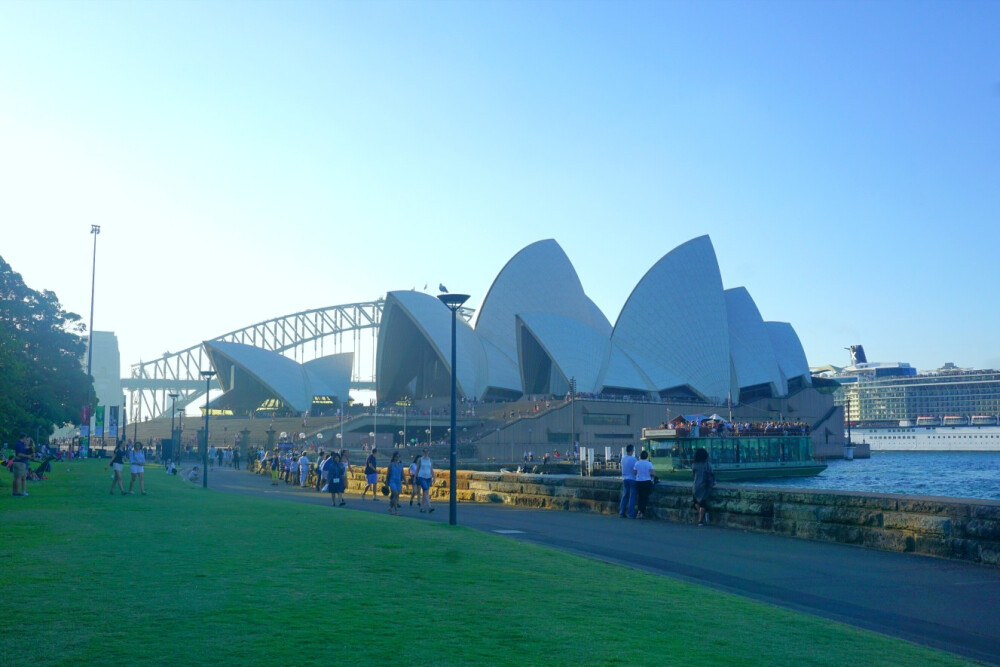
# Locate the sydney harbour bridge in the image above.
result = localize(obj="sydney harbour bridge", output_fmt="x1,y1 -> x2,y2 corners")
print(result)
121,299 -> 474,421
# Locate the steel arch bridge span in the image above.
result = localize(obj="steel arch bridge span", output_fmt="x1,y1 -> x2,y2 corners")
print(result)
123,299 -> 474,421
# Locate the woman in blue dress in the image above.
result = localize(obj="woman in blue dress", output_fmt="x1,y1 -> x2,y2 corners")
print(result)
386,451 -> 403,515
327,452 -> 346,506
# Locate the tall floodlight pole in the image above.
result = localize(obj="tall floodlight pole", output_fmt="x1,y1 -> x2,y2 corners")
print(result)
201,370 -> 216,488
84,225 -> 100,456
438,292 -> 469,526
569,377 -> 577,456
169,392 -> 180,461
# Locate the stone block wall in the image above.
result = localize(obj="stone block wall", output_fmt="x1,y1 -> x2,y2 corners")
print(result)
348,468 -> 1000,566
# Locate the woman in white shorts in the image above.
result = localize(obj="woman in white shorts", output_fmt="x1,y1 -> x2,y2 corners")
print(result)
108,443 -> 126,495
127,443 -> 147,495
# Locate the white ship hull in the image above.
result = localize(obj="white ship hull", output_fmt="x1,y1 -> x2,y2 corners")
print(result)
851,425 -> 1000,452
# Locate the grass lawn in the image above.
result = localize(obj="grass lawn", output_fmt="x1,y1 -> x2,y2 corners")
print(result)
0,460 -> 975,666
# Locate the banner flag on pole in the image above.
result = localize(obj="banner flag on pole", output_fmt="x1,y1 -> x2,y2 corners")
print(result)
95,405 -> 105,437
108,406 -> 119,438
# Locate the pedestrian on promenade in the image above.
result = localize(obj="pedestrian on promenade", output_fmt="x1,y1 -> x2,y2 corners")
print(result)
108,443 -> 126,495
362,448 -> 379,500
11,436 -> 33,497
127,443 -> 147,495
318,451 -> 331,491
314,450 -> 326,490
208,445 -> 216,468
270,450 -> 281,485
298,451 -> 310,487
619,444 -> 637,518
328,452 -> 346,506
232,447 -> 240,470
216,447 -> 224,468
416,448 -> 434,513
634,449 -> 656,519
692,447 -> 715,526
408,455 -> 420,507
386,451 -> 403,515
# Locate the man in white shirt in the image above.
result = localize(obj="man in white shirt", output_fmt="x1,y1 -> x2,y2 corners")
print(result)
619,444 -> 637,519
298,452 -> 310,487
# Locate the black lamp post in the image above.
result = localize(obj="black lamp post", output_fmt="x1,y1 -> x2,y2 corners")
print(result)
200,370 -> 216,488
168,392 -> 180,462
438,291 -> 469,526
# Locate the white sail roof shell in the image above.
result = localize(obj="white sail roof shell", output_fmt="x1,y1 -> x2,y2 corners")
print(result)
303,354 -> 355,405
516,313 -> 611,394
599,342 -> 659,395
725,287 -> 787,396
610,235 -> 734,402
374,236 -> 810,404
765,321 -> 812,386
204,340 -> 350,413
474,239 -> 611,366
378,291 -> 487,399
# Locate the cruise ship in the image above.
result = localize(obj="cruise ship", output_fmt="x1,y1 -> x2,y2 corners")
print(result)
814,346 -> 1000,452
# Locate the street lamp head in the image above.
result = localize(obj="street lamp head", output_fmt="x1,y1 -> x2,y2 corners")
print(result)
437,293 -> 470,310
168,392 -> 180,399
200,370 -> 217,379
91,225 -> 101,234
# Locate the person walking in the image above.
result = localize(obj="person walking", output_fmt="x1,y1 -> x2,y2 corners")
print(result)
127,443 -> 147,495
386,451 -> 403,515
315,450 -> 327,491
618,443 -> 637,518
270,449 -> 281,486
692,447 -> 715,526
361,448 -> 379,500
408,454 -> 421,507
232,447 -> 240,470
208,445 -> 216,468
108,443 -> 126,495
298,451 -> 310,488
327,452 -> 346,506
415,448 -> 434,513
11,436 -> 33,497
634,449 -> 656,519
318,451 -> 331,492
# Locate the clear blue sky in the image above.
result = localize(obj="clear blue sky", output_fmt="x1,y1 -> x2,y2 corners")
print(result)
1,0 -> 998,381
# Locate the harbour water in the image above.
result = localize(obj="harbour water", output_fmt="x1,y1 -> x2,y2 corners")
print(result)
741,451 -> 1000,501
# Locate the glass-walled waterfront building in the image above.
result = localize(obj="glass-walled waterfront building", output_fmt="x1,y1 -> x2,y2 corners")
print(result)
834,369 -> 1000,423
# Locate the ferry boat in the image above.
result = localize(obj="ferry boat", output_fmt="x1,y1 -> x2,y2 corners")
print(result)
640,428 -> 827,481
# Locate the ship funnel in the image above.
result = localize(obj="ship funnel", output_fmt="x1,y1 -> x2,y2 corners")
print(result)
850,345 -> 867,365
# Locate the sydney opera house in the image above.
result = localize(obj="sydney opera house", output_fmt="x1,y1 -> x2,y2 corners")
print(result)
377,235 -> 811,407
172,234 -> 840,450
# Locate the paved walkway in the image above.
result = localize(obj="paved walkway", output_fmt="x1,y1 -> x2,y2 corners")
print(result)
206,466 -> 1000,665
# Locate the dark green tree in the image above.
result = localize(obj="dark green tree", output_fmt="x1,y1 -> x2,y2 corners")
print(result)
0,256 -> 94,445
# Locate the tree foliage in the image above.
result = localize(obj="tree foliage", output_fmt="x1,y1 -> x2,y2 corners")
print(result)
0,255 -> 94,444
